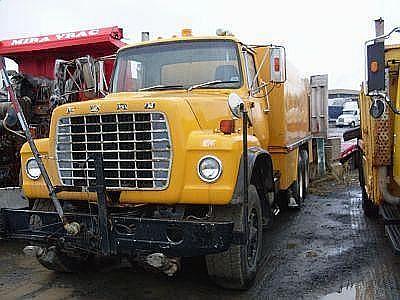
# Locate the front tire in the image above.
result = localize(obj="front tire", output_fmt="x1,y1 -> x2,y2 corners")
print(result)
205,185 -> 263,290
357,153 -> 379,218
361,186 -> 379,218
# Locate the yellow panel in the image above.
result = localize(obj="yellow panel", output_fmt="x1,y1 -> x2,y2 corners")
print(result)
253,48 -> 310,149
392,69 -> 400,185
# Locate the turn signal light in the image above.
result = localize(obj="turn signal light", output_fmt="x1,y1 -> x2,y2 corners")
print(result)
220,120 -> 235,134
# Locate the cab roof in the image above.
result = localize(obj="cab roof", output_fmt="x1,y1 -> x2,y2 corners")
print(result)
118,35 -> 241,53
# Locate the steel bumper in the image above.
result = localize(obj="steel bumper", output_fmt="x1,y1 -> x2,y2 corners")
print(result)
0,208 -> 243,257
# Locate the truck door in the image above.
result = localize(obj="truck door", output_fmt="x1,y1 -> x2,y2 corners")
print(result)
243,49 -> 270,149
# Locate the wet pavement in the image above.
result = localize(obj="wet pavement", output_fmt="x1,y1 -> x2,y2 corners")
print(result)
1,175 -> 400,299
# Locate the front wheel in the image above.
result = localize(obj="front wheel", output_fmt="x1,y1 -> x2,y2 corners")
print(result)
361,186 -> 379,218
205,185 -> 263,290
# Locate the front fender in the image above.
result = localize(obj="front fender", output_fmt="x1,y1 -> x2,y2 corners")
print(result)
230,147 -> 274,205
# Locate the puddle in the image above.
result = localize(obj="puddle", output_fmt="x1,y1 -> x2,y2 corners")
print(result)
321,287 -> 356,299
326,244 -> 352,257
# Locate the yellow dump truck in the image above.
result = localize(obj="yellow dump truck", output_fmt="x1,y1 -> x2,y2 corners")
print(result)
359,21 -> 400,253
0,29 -> 311,289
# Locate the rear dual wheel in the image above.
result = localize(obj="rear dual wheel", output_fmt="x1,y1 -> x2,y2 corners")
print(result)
291,149 -> 309,208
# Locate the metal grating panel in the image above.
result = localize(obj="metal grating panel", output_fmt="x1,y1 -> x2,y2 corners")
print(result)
56,112 -> 172,190
373,106 -> 393,166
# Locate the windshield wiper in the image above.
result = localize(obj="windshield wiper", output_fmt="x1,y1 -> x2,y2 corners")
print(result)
187,80 -> 239,91
139,84 -> 185,91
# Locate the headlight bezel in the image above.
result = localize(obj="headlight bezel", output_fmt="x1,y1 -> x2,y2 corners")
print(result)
26,157 -> 41,180
197,155 -> 223,183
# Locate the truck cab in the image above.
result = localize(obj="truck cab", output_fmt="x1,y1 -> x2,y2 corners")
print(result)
359,20 -> 400,255
1,29 -> 311,290
336,101 -> 360,127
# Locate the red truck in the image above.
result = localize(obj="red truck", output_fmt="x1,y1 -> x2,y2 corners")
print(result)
0,27 -> 125,188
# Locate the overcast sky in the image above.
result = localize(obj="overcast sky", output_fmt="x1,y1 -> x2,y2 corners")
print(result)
0,0 -> 398,90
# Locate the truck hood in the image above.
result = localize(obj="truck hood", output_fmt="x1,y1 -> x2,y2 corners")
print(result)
49,90 -> 241,146
101,90 -> 238,130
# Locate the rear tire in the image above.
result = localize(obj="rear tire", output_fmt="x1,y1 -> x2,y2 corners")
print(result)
290,152 -> 305,209
30,199 -> 93,272
205,185 -> 263,290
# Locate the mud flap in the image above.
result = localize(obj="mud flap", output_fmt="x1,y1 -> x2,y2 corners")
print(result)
385,224 -> 400,255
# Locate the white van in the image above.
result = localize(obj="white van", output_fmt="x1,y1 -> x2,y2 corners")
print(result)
336,101 -> 360,127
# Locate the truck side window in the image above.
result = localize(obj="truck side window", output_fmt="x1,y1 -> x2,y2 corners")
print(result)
244,52 -> 258,90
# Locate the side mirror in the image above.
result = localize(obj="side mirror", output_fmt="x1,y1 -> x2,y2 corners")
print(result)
269,46 -> 286,83
366,41 -> 385,94
228,93 -> 244,118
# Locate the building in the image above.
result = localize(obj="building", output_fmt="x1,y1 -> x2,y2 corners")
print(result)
328,89 -> 359,100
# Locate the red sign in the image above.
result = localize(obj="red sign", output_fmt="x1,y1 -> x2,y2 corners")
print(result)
0,26 -> 125,78
8,29 -> 102,46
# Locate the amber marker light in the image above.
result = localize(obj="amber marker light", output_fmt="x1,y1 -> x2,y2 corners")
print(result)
371,61 -> 379,73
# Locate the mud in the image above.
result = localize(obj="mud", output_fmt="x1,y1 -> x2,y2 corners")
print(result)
1,173 -> 400,299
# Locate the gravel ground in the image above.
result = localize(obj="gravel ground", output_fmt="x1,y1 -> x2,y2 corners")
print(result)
1,173 -> 400,300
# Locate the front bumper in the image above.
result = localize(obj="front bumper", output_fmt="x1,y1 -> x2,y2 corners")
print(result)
0,208 -> 242,257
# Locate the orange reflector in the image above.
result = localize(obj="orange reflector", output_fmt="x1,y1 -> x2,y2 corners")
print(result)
274,57 -> 280,72
220,120 -> 235,134
370,61 -> 379,73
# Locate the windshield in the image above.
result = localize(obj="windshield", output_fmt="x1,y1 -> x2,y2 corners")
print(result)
112,40 -> 242,92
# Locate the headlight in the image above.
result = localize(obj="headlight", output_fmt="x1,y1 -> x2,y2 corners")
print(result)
197,155 -> 222,183
26,158 -> 41,180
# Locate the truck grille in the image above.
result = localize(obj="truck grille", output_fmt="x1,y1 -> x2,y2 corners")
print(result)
56,112 -> 172,190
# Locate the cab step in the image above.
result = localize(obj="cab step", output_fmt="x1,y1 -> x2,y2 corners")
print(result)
385,224 -> 400,255
380,203 -> 400,224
